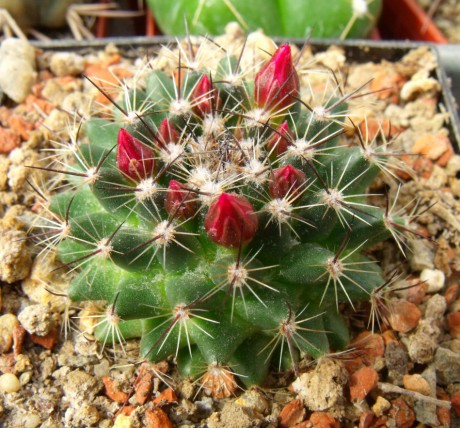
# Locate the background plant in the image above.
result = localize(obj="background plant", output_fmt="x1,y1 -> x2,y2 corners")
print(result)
146,0 -> 382,39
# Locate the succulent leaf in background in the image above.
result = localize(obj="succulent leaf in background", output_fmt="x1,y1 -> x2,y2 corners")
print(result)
36,37 -> 412,390
146,0 -> 382,39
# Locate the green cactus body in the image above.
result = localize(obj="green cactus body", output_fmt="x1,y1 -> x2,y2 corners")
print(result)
40,41 -> 407,389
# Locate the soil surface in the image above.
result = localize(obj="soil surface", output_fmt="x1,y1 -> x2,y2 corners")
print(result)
0,26 -> 460,427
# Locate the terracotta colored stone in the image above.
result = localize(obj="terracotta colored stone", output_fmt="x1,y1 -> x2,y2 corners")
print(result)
279,399 -> 305,428
115,405 -> 135,417
350,331 -> 385,366
12,324 -> 26,356
388,299 -> 421,333
145,407 -> 173,428
0,127 -> 21,154
389,398 -> 415,428
447,312 -> 460,338
8,114 -> 34,140
349,366 -> 379,401
102,376 -> 129,403
359,411 -> 375,428
358,117 -> 403,142
25,95 -> 55,115
152,388 -> 177,405
371,416 -> 388,427
411,133 -> 454,166
30,328 -> 58,350
445,284 -> 459,306
308,412 -> 340,428
134,366 -> 154,405
382,330 -> 400,347
436,387 -> 451,426
0,353 -> 16,374
405,280 -> 427,306
451,392 -> 460,416
370,69 -> 406,104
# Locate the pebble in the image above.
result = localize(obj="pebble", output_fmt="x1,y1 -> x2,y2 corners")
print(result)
434,347 -> 460,385
349,366 -> 379,401
424,294 -> 447,320
402,374 -> 432,396
94,359 -> 111,377
19,371 -> 32,386
234,389 -> 270,418
18,303 -> 54,336
445,284 -> 459,306
61,369 -> 103,406
385,342 -> 409,384
0,373 -> 21,393
400,71 -> 441,101
372,396 -> 391,417
0,38 -> 37,102
145,407 -> 173,428
451,392 -> 460,417
411,133 -> 454,164
113,414 -> 133,428
413,367 -> 438,426
23,414 -> 41,428
388,299 -> 421,333
407,239 -> 434,271
278,399 -> 305,428
447,312 -> 460,338
420,268 -> 445,293
50,52 -> 84,77
389,397 -> 416,428
0,128 -> 21,155
0,313 -> 19,353
405,320 -> 440,364
446,154 -> 460,176
308,411 -> 340,428
64,404 -> 100,427
0,229 -> 32,283
292,359 -> 348,411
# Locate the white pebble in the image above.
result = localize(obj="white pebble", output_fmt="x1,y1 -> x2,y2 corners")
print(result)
420,269 -> 445,293
0,38 -> 37,102
23,414 -> 41,428
0,373 -> 21,393
50,52 -> 84,77
0,314 -> 19,353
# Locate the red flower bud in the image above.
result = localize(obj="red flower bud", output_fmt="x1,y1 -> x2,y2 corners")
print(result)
156,118 -> 180,149
204,193 -> 258,248
265,121 -> 293,156
254,44 -> 299,112
116,128 -> 155,181
254,45 -> 300,111
191,74 -> 220,118
269,165 -> 306,199
165,180 -> 197,220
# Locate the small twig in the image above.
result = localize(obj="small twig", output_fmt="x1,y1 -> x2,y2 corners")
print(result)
377,382 -> 451,409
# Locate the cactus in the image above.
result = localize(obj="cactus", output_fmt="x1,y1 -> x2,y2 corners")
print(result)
35,39 -> 411,391
147,0 -> 382,39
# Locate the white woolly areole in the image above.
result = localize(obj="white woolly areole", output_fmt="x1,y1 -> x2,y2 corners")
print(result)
170,98 -> 192,117
153,220 -> 176,247
266,198 -> 293,224
136,177 -> 158,202
160,143 -> 184,164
